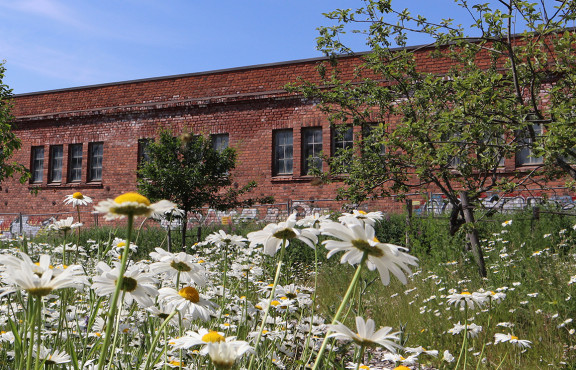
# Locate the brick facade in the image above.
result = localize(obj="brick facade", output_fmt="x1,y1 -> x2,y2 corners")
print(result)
1,44 -> 574,233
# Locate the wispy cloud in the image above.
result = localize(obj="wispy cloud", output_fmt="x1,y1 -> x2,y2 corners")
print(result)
0,0 -> 84,28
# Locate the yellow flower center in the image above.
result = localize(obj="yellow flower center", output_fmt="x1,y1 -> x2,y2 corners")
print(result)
360,366 -> 370,370
114,192 -> 151,206
178,287 -> 200,303
394,366 -> 411,370
117,242 -> 126,248
271,300 -> 281,306
511,335 -> 518,340
461,291 -> 471,295
169,361 -> 182,366
358,210 -> 367,215
201,331 -> 225,343
72,192 -> 84,199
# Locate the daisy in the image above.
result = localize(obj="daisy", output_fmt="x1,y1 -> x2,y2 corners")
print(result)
296,213 -> 331,228
338,210 -> 384,226
159,286 -> 216,321
247,213 -> 318,256
443,350 -> 455,363
64,192 -> 93,207
94,192 -> 175,220
205,230 -> 247,248
0,253 -> 88,297
150,248 -> 207,286
206,340 -> 253,369
494,333 -> 532,348
33,346 -> 71,365
92,262 -> 159,308
47,216 -> 82,233
170,328 -> 236,353
320,219 -> 418,285
328,316 -> 402,353
446,291 -> 487,309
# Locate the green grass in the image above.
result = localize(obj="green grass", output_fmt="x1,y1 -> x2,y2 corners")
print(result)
317,211 -> 576,368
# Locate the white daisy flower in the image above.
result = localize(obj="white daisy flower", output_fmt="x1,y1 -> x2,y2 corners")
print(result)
205,230 -> 247,248
149,248 -> 207,286
91,262 -> 159,308
169,328 -> 240,354
94,192 -> 175,220
158,286 -> 216,321
338,210 -> 384,226
327,316 -> 402,353
64,192 -> 93,207
0,253 -> 88,297
206,340 -> 253,369
47,216 -> 82,233
443,350 -> 455,363
247,213 -> 318,256
33,346 -> 71,364
321,219 -> 418,285
296,213 -> 331,228
446,291 -> 487,309
494,333 -> 532,348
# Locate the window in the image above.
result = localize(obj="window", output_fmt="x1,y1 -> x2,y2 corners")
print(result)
68,144 -> 83,182
137,139 -> 152,168
31,146 -> 44,183
211,134 -> 229,152
302,127 -> 323,175
332,125 -> 354,155
88,142 -> 103,182
273,129 -> 293,176
516,124 -> 543,166
49,145 -> 64,183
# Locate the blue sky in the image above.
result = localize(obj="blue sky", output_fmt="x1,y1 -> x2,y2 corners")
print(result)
0,0 -> 564,94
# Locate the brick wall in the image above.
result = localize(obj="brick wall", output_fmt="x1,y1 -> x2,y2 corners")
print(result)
2,42 -> 573,228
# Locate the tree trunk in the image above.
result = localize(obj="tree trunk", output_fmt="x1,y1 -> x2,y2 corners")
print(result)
459,191 -> 487,278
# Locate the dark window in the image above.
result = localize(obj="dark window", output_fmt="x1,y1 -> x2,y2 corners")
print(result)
137,139 -> 152,168
273,129 -> 293,176
68,144 -> 83,182
31,146 -> 44,183
332,125 -> 354,155
302,127 -> 323,175
49,145 -> 64,183
211,134 -> 229,152
88,142 -> 103,182
516,124 -> 543,166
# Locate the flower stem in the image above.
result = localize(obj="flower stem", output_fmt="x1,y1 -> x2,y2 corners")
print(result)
248,239 -> 287,370
312,252 -> 368,370
143,310 -> 178,370
356,345 -> 366,370
97,214 -> 134,370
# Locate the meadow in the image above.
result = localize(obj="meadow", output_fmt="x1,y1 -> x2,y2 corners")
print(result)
1,192 -> 575,369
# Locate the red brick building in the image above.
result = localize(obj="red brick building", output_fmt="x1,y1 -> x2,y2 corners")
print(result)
1,44 -> 574,234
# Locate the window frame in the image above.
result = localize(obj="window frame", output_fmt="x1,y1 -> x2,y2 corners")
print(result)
302,127 -> 323,175
273,129 -> 294,176
516,123 -> 543,166
48,145 -> 64,183
88,142 -> 104,182
211,133 -> 229,153
68,143 -> 83,183
30,146 -> 45,184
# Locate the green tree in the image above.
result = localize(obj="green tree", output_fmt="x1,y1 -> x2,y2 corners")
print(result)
0,61 -> 29,185
137,130 -> 271,250
289,0 -> 576,277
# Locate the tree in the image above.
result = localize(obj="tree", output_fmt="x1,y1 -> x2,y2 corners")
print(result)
289,0 -> 576,277
0,61 -> 29,185
137,130 -> 271,250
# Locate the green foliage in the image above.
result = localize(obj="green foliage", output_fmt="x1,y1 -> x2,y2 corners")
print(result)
137,130 -> 272,248
0,60 -> 29,185
289,1 -> 576,236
